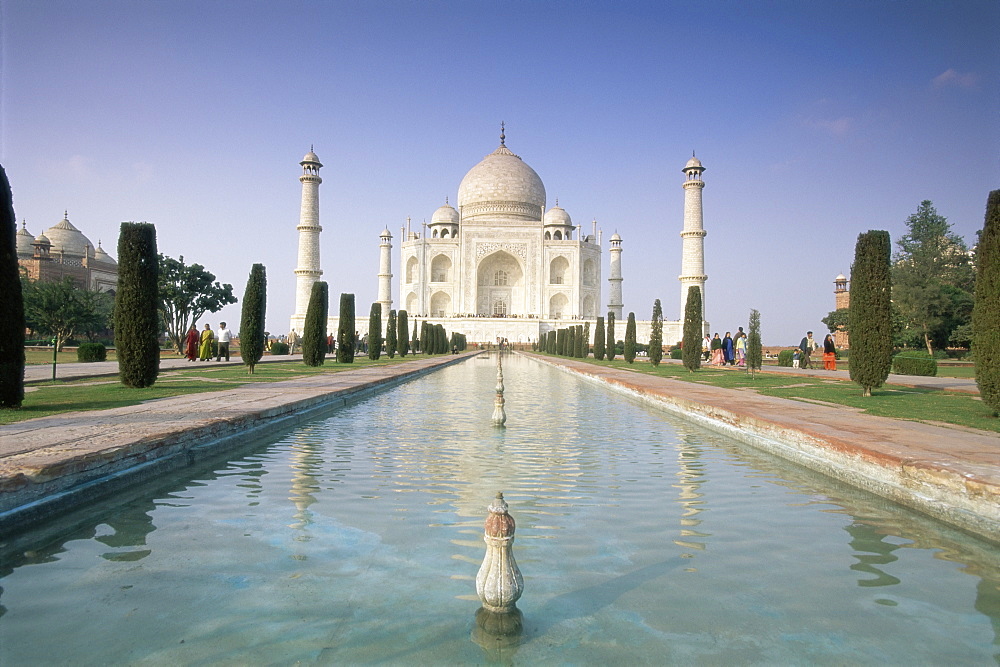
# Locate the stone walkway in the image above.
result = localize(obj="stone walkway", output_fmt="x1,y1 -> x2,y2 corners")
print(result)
529,353 -> 999,544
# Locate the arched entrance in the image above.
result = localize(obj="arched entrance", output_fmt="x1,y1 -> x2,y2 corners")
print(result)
476,251 -> 524,316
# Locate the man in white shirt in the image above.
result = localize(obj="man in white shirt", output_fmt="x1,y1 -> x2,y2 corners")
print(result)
216,322 -> 233,362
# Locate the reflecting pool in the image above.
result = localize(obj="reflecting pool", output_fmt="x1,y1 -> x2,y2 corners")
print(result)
1,354 -> 998,664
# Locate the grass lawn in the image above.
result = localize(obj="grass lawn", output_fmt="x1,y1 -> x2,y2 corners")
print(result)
548,355 -> 1000,434
1,355 -> 422,426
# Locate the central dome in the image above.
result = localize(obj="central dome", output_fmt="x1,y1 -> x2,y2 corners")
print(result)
457,144 -> 545,221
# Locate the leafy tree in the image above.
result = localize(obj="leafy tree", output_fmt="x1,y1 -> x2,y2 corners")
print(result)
337,293 -> 355,363
973,190 -> 1000,415
385,309 -> 397,359
594,316 -> 605,360
682,286 -> 702,372
747,308 -> 763,378
606,312 -> 616,361
821,308 -> 849,335
21,277 -> 112,350
368,303 -> 382,361
892,201 -> 974,353
240,264 -> 266,374
849,231 -> 893,397
115,222 -> 160,388
302,281 -> 329,366
158,254 -> 237,353
0,165 -> 24,408
396,310 -> 409,357
624,312 -> 637,363
649,299 -> 663,366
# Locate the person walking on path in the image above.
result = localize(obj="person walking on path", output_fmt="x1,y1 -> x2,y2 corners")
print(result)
184,325 -> 199,362
735,331 -> 747,367
710,333 -> 724,365
799,331 -> 817,369
722,332 -> 735,366
216,322 -> 233,362
287,329 -> 299,355
198,323 -> 215,361
823,334 -> 837,370
703,334 -> 711,361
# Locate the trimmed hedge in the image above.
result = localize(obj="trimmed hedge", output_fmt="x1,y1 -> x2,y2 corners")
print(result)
269,341 -> 289,355
670,348 -> 683,359
77,342 -> 107,362
892,350 -> 937,376
777,349 -> 795,367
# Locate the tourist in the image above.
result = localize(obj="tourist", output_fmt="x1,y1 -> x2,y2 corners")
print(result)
723,332 -> 735,366
823,334 -> 837,370
710,333 -> 723,365
216,322 -> 233,362
198,323 -> 214,361
184,324 -> 199,362
703,334 -> 711,361
735,331 -> 747,366
287,329 -> 298,354
798,331 -> 817,369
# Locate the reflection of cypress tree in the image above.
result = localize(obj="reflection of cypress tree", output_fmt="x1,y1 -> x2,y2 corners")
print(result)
0,166 -> 24,407
845,522 -> 901,587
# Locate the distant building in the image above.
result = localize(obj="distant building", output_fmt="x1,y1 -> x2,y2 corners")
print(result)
16,212 -> 118,292
833,273 -> 849,349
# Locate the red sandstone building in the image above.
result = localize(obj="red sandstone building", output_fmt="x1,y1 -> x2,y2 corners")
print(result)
16,213 -> 118,292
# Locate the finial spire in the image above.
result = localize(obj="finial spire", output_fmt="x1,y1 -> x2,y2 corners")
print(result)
311,144 -> 314,152
64,210 -> 68,219
555,197 -> 559,207
445,196 -> 449,205
692,150 -> 696,157
500,121 -> 506,146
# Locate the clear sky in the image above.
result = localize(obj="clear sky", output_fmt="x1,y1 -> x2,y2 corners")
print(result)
2,0 -> 997,345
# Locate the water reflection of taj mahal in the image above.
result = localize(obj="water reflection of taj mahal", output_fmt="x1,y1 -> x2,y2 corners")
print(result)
290,128 -> 710,345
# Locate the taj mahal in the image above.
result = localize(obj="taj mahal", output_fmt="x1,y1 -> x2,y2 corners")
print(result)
290,128 -> 709,345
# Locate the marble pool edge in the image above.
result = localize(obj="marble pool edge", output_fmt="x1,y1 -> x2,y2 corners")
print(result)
529,353 -> 1000,545
0,353 -> 479,536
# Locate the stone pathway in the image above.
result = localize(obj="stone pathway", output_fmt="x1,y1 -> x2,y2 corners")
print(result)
530,353 -> 999,544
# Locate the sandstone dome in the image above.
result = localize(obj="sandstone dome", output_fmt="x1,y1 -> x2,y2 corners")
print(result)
44,214 -> 94,258
93,242 -> 117,265
16,222 -> 34,257
457,144 -> 546,220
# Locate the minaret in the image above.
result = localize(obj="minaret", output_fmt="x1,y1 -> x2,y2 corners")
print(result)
607,232 -> 623,319
293,148 -> 323,329
378,227 -> 393,334
679,153 -> 707,325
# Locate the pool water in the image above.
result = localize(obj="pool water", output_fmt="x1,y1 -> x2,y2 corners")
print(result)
1,353 -> 997,664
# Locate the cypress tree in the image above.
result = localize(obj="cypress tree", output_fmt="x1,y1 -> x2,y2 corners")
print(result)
240,263 -> 267,374
386,309 -> 397,359
649,299 -> 663,366
411,319 -> 419,354
849,231 -> 893,397
397,310 -> 409,357
0,165 -> 25,408
368,303 -> 382,361
567,326 -> 576,357
973,190 -> 1000,415
747,308 -> 763,378
583,321 -> 591,358
594,316 -> 606,360
436,324 -> 447,353
682,286 -> 702,372
337,293 -> 355,363
302,281 -> 329,366
606,312 -> 616,361
624,312 -> 637,363
115,222 -> 160,388
421,322 -> 430,354
576,325 -> 585,358
547,330 -> 556,354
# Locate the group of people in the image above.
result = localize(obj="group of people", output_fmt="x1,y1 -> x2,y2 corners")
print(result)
704,328 -> 749,366
184,322 -> 233,362
795,331 -> 838,370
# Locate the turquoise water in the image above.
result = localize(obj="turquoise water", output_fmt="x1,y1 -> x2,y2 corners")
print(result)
1,353 -> 998,664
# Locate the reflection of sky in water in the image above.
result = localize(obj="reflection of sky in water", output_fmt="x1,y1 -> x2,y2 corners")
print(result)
0,354 -> 998,664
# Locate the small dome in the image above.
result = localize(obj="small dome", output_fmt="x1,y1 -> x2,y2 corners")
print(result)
16,222 -> 34,257
380,227 -> 392,238
44,214 -> 93,257
93,242 -> 117,265
34,233 -> 51,245
544,205 -> 572,227
835,273 -> 847,281
609,232 -> 622,242
684,155 -> 703,170
301,149 -> 322,166
431,203 -> 460,226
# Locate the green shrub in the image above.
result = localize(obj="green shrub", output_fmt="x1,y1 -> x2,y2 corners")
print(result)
932,349 -> 949,360
892,350 -> 937,376
670,348 -> 683,359
77,342 -> 107,362
270,341 -> 289,355
777,349 -> 794,367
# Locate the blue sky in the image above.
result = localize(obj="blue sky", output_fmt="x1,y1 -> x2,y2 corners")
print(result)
2,0 -> 997,344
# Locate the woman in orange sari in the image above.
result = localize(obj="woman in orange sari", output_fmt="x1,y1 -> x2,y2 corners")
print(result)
184,324 -> 199,361
823,334 -> 837,370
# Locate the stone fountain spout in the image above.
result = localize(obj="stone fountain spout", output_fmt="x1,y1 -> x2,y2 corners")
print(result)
475,492 -> 523,613
491,353 -> 506,426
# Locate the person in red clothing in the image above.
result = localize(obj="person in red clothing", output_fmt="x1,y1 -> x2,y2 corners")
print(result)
823,333 -> 837,370
184,324 -> 199,361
